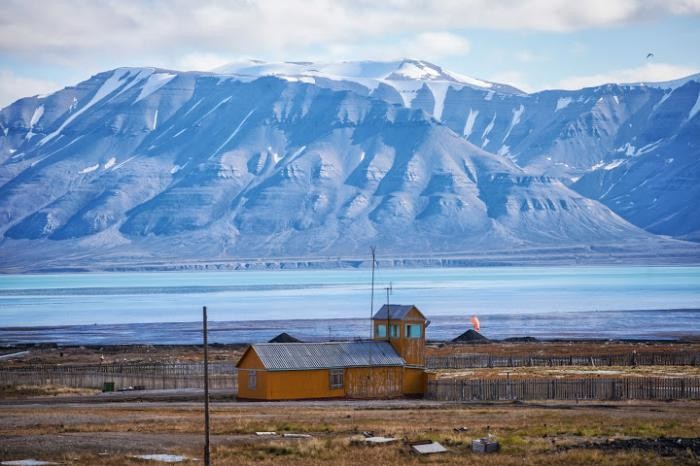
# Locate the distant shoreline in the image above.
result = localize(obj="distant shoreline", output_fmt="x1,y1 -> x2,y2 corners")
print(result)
4,337 -> 700,351
2,243 -> 700,274
2,310 -> 699,346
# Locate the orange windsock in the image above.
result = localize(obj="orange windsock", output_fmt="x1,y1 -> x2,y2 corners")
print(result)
470,315 -> 480,332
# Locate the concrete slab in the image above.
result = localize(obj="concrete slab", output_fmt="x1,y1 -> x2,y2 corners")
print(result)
411,441 -> 448,454
364,436 -> 399,444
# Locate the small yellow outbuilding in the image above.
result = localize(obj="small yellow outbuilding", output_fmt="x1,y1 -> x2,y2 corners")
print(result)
236,304 -> 429,400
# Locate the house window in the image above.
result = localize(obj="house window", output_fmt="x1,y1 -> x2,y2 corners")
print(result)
248,370 -> 257,389
329,368 -> 344,389
406,324 -> 422,339
390,324 -> 400,338
376,324 -> 387,338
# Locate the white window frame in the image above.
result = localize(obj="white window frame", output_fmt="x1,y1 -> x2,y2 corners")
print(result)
376,324 -> 387,338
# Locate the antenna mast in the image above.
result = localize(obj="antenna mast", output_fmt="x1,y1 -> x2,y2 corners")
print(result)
385,282 -> 392,342
370,246 -> 376,338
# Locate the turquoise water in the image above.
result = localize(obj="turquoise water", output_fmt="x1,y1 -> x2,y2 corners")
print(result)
0,267 -> 698,333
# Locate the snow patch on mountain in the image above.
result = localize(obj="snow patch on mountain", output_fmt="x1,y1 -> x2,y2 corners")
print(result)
111,156 -> 136,171
25,105 -> 44,140
135,72 -> 176,102
638,72 -> 700,90
78,164 -> 99,174
603,159 -> 625,170
426,82 -> 451,120
387,80 -> 424,107
688,90 -> 700,121
103,157 -> 116,170
197,96 -> 232,123
212,59 -> 513,116
209,108 -> 256,160
183,98 -> 204,117
497,145 -> 511,157
555,97 -> 572,111
40,69 -> 133,146
502,105 -> 524,142
391,60 -> 440,80
482,113 -> 496,143
29,105 -> 44,127
463,109 -> 478,138
443,69 -> 493,89
617,143 -> 637,156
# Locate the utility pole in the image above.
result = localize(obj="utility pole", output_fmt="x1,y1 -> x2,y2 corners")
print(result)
203,306 -> 210,466
369,247 -> 376,396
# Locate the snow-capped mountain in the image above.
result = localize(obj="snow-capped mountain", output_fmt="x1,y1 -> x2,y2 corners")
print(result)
214,58 -> 522,96
0,61 -> 697,271
573,80 -> 700,241
210,60 -> 700,239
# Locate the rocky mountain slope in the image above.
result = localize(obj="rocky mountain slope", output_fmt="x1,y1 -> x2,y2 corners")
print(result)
213,60 -> 700,239
0,60 -> 697,270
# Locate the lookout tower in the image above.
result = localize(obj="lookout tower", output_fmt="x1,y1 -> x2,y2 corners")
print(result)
372,304 -> 427,367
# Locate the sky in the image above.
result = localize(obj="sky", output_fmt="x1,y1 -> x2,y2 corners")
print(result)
1,0 -> 700,107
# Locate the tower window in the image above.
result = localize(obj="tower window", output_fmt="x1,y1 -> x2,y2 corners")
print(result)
406,324 -> 422,339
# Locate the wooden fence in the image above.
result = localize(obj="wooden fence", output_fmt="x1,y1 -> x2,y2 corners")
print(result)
0,362 -> 237,391
427,377 -> 700,401
426,352 -> 700,369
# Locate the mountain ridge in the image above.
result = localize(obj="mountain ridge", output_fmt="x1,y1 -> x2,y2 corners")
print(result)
0,61 -> 698,271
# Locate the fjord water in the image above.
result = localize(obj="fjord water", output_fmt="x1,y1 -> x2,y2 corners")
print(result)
1,266 -> 699,344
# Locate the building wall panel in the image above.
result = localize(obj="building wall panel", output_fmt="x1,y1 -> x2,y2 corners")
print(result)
266,369 -> 345,400
237,347 -> 269,399
402,366 -> 426,395
346,367 -> 403,398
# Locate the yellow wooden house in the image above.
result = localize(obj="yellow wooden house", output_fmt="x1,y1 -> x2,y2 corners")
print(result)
236,304 -> 428,400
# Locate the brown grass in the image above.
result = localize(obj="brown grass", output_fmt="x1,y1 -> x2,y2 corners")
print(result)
426,341 -> 700,357
434,365 -> 700,380
0,344 -> 245,366
2,401 -> 699,465
0,384 -> 100,398
2,341 -> 699,464
3,341 -> 699,368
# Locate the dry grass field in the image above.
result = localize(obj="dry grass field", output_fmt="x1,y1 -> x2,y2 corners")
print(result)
2,342 -> 699,464
3,340 -> 699,366
434,365 -> 700,380
1,399 -> 699,465
426,341 -> 700,357
0,344 -> 246,366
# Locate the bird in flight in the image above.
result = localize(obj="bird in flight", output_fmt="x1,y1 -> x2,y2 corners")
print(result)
646,52 -> 655,59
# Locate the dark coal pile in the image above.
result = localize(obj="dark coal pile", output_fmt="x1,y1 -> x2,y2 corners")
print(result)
452,329 -> 490,343
503,336 -> 539,342
570,437 -> 700,457
268,332 -> 302,343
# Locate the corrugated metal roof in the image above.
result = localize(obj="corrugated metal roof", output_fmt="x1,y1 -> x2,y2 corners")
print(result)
373,304 -> 424,320
250,341 -> 405,371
